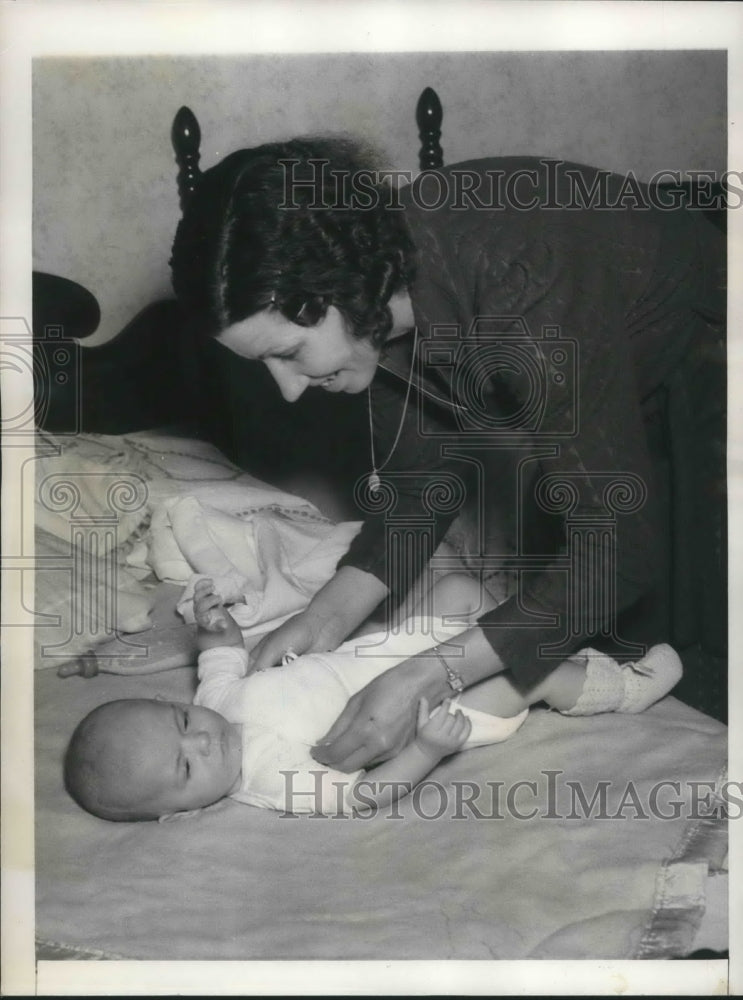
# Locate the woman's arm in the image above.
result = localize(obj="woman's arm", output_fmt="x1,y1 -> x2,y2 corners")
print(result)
313,623 -> 506,773
248,565 -> 389,672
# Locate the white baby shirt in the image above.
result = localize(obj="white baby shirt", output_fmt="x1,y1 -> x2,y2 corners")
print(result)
195,645 -> 363,814
194,618 -> 528,815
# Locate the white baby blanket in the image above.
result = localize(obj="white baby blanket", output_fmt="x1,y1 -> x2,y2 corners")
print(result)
141,494 -> 361,634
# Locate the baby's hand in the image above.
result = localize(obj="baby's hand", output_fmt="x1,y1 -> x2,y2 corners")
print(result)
415,697 -> 471,759
194,578 -> 232,631
193,579 -> 243,650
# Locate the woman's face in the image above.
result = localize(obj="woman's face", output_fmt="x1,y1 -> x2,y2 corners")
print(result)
216,306 -> 380,401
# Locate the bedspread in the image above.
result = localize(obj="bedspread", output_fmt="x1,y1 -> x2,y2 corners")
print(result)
35,663 -> 727,961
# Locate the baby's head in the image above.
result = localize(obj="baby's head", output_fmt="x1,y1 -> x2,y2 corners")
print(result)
64,699 -> 242,822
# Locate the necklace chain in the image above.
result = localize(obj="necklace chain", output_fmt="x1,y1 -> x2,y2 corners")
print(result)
367,327 -> 419,493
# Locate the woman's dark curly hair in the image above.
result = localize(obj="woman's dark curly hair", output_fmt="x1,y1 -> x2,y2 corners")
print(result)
170,136 -> 416,346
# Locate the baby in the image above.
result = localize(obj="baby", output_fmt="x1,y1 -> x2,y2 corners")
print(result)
64,573 -> 683,821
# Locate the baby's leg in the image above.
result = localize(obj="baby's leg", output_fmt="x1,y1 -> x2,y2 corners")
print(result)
354,567 -> 496,637
461,645 -> 683,720
412,571 -> 500,622
348,569 -> 481,638
459,655 -> 588,718
458,672 -> 531,718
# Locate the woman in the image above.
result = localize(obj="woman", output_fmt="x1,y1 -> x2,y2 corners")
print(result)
171,137 -> 725,772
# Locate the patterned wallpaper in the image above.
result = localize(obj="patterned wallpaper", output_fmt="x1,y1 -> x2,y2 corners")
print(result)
32,51 -> 726,344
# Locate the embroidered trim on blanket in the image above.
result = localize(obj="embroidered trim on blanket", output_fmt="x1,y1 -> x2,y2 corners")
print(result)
635,767 -> 728,958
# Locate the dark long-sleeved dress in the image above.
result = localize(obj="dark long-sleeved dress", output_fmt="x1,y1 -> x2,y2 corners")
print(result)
338,158 -> 725,688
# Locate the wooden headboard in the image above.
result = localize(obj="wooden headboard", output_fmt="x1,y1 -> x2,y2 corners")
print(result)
171,87 -> 443,211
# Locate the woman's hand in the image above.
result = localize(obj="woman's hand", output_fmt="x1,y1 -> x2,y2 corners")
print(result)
248,566 -> 390,673
247,609 -> 348,673
311,657 -> 448,772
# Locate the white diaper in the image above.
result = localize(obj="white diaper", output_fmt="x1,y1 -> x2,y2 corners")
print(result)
436,700 -> 529,748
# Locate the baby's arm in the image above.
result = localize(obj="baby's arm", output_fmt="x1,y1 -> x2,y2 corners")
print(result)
193,578 -> 244,652
349,698 -> 471,813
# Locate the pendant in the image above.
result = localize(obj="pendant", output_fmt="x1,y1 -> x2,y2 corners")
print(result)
368,471 -> 381,493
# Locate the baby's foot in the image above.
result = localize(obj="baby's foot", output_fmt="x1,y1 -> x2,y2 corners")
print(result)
619,644 -> 683,713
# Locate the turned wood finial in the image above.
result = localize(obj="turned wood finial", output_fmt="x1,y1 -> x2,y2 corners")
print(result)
416,87 -> 443,170
172,106 -> 202,211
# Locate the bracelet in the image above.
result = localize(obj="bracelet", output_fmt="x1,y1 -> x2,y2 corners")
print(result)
433,646 -> 464,694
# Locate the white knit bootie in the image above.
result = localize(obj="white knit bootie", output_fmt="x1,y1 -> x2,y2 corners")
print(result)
617,643 -> 683,714
560,644 -> 683,716
560,649 -> 624,716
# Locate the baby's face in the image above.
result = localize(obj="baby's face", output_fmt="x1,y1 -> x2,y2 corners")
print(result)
105,699 -> 242,817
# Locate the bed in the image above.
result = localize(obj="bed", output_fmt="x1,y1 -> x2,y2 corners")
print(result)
33,427 -> 729,963
32,90 -> 729,965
